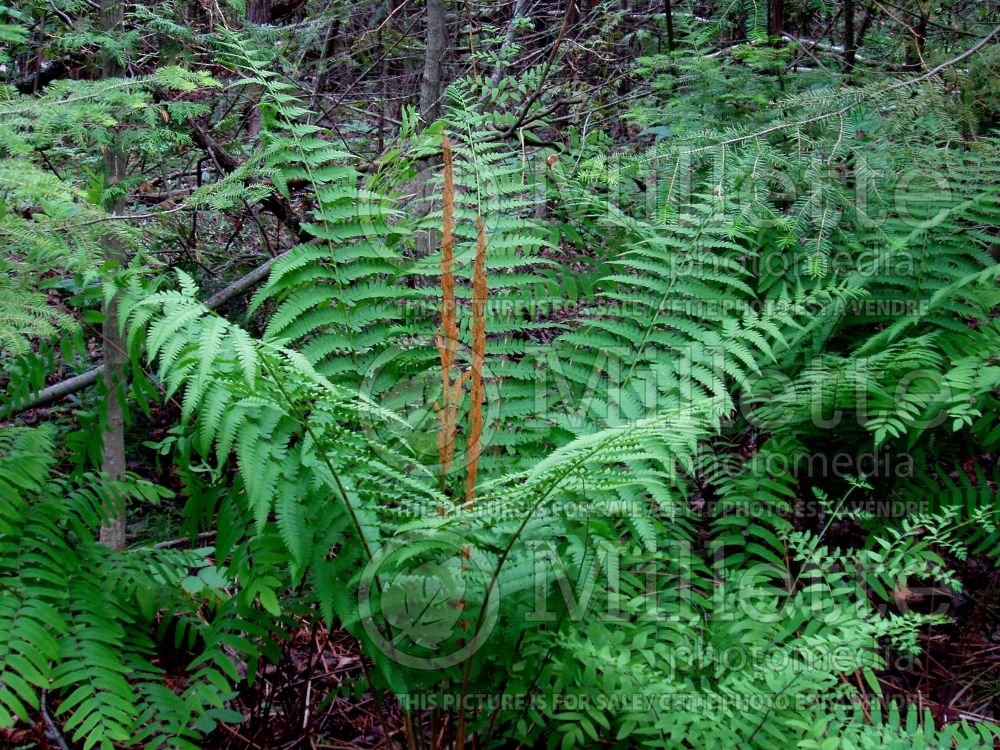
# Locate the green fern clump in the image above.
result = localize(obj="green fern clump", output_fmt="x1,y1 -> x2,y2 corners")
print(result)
5,11 -> 1000,747
0,424 -> 243,749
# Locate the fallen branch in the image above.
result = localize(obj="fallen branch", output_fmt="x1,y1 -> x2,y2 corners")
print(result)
154,530 -> 218,549
782,33 -> 869,63
4,93 -> 327,419
2,250 -> 288,419
186,118 -> 311,244
11,53 -> 88,95
494,0 -> 578,139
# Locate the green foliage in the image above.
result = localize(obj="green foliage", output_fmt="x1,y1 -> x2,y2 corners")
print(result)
0,424 -> 245,749
1,9 -> 1000,750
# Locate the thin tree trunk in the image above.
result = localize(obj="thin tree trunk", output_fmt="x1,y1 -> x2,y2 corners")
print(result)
843,0 -> 856,72
420,0 -> 446,123
664,0 -> 675,52
245,0 -> 271,138
98,0 -> 128,551
414,0 -> 448,259
309,17 -> 340,114
856,2 -> 874,50
903,3 -> 928,71
491,0 -> 525,86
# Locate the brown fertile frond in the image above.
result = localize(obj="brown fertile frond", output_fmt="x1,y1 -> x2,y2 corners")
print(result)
435,131 -> 459,492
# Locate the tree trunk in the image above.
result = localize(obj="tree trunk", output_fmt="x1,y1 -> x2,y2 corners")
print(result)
98,0 -> 128,551
768,0 -> 783,37
419,0 -> 446,123
247,0 -> 271,24
243,0 -> 271,135
843,0 -> 856,73
664,0 -> 675,52
309,17 -> 340,112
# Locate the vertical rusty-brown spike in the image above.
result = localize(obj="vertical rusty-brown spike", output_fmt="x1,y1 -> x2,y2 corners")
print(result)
435,131 -> 459,493
464,213 -> 488,506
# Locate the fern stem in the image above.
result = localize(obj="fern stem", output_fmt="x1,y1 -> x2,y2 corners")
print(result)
463,214 -> 488,506
256,350 -> 403,742
456,407 -> 697,747
259,351 -> 374,562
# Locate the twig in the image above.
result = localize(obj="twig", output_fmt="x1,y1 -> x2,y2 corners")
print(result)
40,692 -> 70,750
60,203 -> 189,227
220,721 -> 266,749
495,0 -> 578,139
